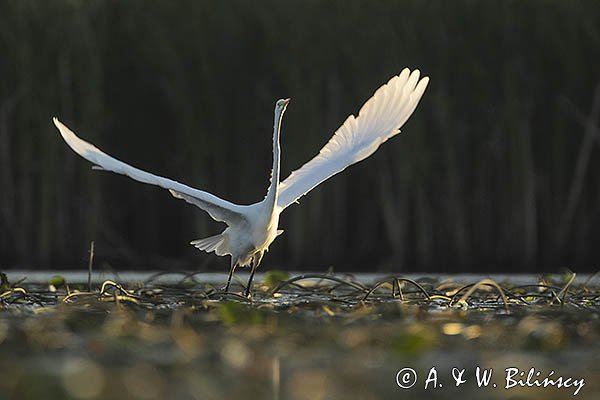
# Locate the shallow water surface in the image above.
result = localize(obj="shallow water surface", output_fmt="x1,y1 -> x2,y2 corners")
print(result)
0,271 -> 598,399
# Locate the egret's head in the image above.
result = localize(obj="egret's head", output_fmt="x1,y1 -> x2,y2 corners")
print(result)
276,98 -> 290,111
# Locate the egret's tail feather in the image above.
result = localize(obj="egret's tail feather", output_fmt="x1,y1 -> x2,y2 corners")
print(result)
190,234 -> 228,256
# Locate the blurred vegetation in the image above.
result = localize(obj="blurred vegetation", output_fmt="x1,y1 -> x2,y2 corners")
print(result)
0,273 -> 598,399
0,0 -> 599,272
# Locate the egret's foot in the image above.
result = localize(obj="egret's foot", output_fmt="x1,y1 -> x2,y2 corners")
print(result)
220,281 -> 231,293
244,273 -> 257,297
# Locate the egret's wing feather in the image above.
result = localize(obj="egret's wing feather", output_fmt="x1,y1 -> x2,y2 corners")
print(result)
277,68 -> 429,210
53,118 -> 246,224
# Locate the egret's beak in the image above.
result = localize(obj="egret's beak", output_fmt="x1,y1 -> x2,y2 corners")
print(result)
282,98 -> 291,106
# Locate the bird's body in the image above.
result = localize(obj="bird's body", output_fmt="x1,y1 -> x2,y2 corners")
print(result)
54,68 -> 429,294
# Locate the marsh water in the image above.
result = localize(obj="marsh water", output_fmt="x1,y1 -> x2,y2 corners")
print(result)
0,271 -> 598,399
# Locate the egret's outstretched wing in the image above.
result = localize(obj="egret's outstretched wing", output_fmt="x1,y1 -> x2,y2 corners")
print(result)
53,118 -> 246,224
277,68 -> 429,210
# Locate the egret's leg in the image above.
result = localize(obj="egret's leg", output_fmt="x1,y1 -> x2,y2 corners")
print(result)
244,262 -> 258,297
244,252 -> 264,297
224,261 -> 237,292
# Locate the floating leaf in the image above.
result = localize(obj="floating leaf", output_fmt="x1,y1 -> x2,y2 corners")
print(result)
0,272 -> 10,290
49,275 -> 66,287
262,270 -> 291,287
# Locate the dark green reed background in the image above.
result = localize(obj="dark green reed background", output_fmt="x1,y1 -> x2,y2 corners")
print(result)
0,0 -> 598,272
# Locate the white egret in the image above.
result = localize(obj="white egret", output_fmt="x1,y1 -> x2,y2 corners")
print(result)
53,68 -> 429,295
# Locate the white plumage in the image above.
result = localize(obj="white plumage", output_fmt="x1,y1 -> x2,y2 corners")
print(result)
54,68 -> 429,295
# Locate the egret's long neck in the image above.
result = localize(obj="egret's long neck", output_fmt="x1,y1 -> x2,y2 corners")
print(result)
265,105 -> 284,211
